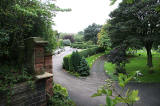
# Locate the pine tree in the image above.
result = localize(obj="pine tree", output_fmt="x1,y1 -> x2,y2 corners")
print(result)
69,51 -> 81,72
77,57 -> 90,76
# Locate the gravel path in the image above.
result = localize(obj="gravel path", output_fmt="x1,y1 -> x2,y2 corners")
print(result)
53,47 -> 160,106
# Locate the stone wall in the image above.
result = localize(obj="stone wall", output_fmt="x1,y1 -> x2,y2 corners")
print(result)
0,79 -> 47,106
0,37 -> 54,106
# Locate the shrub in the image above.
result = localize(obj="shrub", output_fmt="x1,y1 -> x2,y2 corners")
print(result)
47,84 -> 75,106
63,35 -> 74,43
63,39 -> 71,46
107,45 -> 128,74
77,57 -> 90,76
69,51 -> 81,72
63,47 -> 104,76
79,47 -> 104,58
71,43 -> 97,49
63,56 -> 70,70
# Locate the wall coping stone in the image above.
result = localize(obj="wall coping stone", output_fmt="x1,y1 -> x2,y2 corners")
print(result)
25,37 -> 48,45
36,72 -> 53,80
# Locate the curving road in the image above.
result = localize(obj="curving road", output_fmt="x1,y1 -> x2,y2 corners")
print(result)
52,47 -> 160,106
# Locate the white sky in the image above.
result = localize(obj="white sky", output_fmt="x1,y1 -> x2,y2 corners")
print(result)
53,0 -> 120,33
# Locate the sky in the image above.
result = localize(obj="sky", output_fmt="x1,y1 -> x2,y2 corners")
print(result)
53,0 -> 120,33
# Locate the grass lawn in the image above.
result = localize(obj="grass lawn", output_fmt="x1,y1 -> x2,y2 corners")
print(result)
86,53 -> 104,68
104,51 -> 160,83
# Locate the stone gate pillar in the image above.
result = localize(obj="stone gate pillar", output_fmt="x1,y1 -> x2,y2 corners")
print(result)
24,37 -> 48,74
24,37 -> 53,97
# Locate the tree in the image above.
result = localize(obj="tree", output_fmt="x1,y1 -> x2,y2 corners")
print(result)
63,39 -> 71,46
107,44 -> 128,74
63,35 -> 75,43
84,23 -> 102,44
0,0 -> 69,64
77,57 -> 90,76
69,51 -> 81,72
97,21 -> 111,50
108,0 -> 160,71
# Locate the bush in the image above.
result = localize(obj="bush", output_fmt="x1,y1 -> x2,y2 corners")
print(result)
77,57 -> 90,76
63,35 -> 74,43
69,51 -> 81,72
47,84 -> 75,106
79,47 -> 104,58
63,47 -> 104,76
71,43 -> 97,49
63,47 -> 104,71
63,39 -> 71,46
63,56 -> 70,70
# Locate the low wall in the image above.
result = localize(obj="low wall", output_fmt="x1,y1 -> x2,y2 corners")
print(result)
0,73 -> 53,106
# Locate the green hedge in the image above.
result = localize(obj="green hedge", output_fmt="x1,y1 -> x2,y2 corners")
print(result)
63,47 -> 104,72
71,43 -> 97,49
79,47 -> 104,58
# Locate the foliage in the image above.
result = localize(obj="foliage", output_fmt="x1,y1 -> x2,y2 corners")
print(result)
57,39 -> 64,48
0,31 -> 9,57
0,65 -> 34,104
97,21 -> 111,50
47,83 -> 75,106
63,51 -> 89,76
84,23 -> 102,44
107,45 -> 128,74
63,47 -> 104,76
74,34 -> 84,42
63,56 -> 70,70
86,53 -> 105,68
45,30 -> 58,53
92,73 -> 140,106
104,50 -> 160,82
108,0 -> 160,70
79,47 -> 105,58
71,43 -> 97,49
63,35 -> 75,43
63,39 -> 71,46
0,0 -> 68,63
69,51 -> 81,72
77,57 -> 90,76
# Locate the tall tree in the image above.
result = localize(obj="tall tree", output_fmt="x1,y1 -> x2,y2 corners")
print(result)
108,0 -> 160,70
63,35 -> 75,43
97,21 -> 111,50
84,23 -> 102,44
0,0 -> 69,63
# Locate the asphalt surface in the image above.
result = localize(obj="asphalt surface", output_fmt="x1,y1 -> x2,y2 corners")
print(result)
52,47 -> 160,106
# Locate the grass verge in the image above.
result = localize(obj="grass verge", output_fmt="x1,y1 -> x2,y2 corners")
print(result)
104,55 -> 160,83
86,53 -> 105,68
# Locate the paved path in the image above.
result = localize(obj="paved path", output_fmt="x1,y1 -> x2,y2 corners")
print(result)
53,47 -> 160,106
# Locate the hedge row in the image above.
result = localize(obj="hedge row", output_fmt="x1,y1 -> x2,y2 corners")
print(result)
63,51 -> 90,76
63,47 -> 104,71
71,43 -> 97,49
79,47 -> 104,58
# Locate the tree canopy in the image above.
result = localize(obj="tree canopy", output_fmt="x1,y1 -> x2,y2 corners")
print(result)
108,0 -> 160,69
97,21 -> 111,50
0,0 -> 68,63
84,23 -> 102,44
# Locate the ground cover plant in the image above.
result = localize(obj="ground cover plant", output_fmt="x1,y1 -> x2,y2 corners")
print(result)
47,83 -> 75,106
104,50 -> 160,83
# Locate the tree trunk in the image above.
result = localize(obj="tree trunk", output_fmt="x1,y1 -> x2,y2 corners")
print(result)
145,46 -> 153,68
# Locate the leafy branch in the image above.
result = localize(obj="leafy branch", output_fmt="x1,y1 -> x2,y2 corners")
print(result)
92,73 -> 140,106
